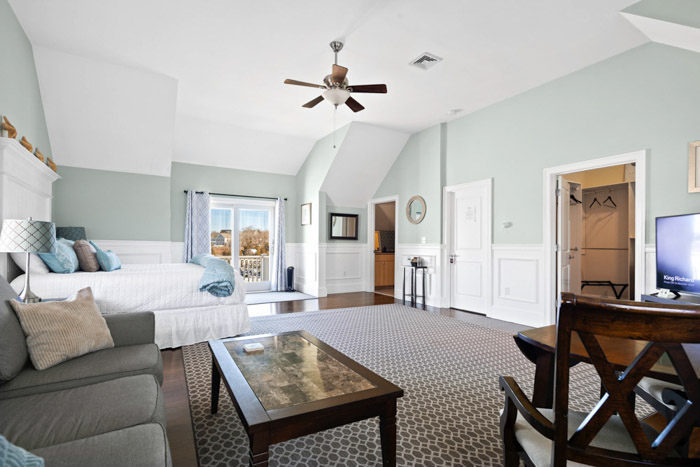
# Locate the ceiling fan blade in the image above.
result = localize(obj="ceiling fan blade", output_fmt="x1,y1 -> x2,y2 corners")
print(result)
331,65 -> 348,85
345,96 -> 364,113
302,96 -> 324,108
284,79 -> 325,89
349,84 -> 387,94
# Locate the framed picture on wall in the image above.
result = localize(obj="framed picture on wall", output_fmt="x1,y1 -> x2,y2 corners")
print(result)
301,203 -> 312,225
690,141 -> 700,193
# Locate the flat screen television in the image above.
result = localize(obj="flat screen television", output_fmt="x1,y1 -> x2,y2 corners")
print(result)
656,213 -> 700,296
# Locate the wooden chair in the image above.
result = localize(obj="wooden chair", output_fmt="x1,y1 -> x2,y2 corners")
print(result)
499,293 -> 700,466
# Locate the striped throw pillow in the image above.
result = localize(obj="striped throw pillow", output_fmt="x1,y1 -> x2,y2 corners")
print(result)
9,288 -> 114,370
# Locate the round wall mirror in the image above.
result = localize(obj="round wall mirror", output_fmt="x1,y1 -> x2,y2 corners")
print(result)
406,196 -> 426,224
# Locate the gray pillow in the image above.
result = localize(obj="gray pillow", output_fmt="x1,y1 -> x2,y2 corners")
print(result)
73,239 -> 99,272
9,287 -> 114,371
0,279 -> 28,382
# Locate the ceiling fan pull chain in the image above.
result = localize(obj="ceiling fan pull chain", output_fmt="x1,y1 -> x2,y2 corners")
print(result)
333,105 -> 337,148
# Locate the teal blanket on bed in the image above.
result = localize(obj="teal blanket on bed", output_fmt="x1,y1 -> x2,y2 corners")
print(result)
189,254 -> 235,297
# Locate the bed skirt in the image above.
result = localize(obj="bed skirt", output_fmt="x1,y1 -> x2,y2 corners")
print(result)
126,303 -> 251,349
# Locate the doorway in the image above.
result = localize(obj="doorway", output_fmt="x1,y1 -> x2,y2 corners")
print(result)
559,164 -> 636,301
543,150 -> 647,324
373,201 -> 396,297
210,197 -> 275,292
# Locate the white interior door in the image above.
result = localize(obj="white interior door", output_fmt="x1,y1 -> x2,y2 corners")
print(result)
557,176 -> 582,297
449,180 -> 491,313
568,182 -> 582,294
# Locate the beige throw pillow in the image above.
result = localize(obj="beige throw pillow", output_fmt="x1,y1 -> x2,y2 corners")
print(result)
73,239 -> 100,272
9,288 -> 114,370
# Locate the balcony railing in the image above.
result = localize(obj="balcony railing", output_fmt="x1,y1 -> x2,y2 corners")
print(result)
239,256 -> 270,282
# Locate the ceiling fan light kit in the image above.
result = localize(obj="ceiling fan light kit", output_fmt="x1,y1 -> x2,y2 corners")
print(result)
284,41 -> 387,113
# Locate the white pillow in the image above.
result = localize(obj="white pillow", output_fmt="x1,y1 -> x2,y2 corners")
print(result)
10,252 -> 50,274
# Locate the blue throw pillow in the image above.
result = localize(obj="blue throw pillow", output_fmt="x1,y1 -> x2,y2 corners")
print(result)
38,239 -> 79,274
0,434 -> 44,466
89,241 -> 122,272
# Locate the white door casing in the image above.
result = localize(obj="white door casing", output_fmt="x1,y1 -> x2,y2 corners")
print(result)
444,179 -> 492,314
543,150 -> 646,325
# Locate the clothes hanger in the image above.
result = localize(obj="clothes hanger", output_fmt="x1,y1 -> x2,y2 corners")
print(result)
589,196 -> 601,208
603,195 -> 617,208
569,194 -> 582,205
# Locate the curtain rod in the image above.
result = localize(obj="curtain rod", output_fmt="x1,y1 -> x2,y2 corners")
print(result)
184,190 -> 287,201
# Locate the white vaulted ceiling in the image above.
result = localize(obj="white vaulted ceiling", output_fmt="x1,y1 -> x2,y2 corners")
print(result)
9,0 -> 648,175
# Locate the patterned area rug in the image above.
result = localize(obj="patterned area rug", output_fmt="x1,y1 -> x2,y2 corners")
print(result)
182,304 -> 646,466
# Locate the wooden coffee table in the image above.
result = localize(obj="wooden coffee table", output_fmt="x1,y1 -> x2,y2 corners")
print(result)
209,330 -> 404,466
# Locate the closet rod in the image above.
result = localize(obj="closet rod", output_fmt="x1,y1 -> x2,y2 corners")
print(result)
184,190 -> 287,201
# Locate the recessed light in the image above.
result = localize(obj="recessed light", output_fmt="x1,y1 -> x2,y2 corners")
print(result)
447,109 -> 463,116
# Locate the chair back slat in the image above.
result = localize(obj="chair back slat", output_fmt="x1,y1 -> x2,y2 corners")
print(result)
553,293 -> 700,466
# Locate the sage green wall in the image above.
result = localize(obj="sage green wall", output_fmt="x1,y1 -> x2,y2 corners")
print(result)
375,43 -> 700,245
374,125 -> 442,244
53,166 -> 171,240
0,0 -> 51,155
623,0 -> 700,29
447,42 -> 700,243
170,162 -> 297,242
295,125 -> 349,244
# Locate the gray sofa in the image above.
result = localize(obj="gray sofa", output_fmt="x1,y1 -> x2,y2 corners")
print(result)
0,277 -> 171,466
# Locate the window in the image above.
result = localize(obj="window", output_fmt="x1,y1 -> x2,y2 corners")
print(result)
210,198 -> 275,292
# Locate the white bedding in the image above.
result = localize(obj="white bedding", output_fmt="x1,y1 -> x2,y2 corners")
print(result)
11,263 -> 250,348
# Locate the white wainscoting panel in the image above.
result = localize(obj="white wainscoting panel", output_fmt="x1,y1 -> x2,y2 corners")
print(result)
91,240 -> 175,264
324,243 -> 367,294
394,244 -> 445,307
491,245 -> 547,327
287,243 -> 320,296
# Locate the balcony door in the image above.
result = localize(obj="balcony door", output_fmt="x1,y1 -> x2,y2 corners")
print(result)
210,198 -> 275,292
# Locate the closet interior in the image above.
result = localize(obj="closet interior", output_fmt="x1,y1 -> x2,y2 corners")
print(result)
564,163 -> 636,300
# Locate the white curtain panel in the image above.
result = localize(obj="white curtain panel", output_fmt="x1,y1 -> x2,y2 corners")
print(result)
183,191 -> 211,263
270,197 -> 287,291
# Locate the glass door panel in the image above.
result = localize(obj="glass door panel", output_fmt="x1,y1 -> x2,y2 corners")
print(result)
238,208 -> 272,291
210,208 -> 233,264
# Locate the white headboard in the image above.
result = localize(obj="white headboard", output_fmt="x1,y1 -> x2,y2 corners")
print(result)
0,137 -> 61,281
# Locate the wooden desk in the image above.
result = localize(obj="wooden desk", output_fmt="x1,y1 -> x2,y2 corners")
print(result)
515,325 -> 700,408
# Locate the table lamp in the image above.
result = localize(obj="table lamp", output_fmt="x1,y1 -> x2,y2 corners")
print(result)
0,218 -> 56,303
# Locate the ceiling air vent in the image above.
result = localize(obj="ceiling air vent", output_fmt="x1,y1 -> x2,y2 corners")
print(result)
409,52 -> 443,70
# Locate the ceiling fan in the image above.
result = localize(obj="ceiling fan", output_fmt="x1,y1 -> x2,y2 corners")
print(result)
284,41 -> 387,113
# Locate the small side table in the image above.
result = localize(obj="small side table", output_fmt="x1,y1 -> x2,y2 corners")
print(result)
402,265 -> 427,305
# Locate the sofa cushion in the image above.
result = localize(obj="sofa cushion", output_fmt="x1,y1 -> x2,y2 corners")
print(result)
31,423 -> 171,467
0,279 -> 28,383
0,343 -> 162,400
0,374 -> 164,451
10,288 -> 114,370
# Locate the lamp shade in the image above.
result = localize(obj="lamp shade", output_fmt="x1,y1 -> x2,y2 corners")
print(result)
0,219 -> 56,254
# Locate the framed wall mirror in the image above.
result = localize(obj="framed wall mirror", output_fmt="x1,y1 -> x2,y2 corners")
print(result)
406,196 -> 426,224
329,213 -> 359,240
690,140 -> 700,193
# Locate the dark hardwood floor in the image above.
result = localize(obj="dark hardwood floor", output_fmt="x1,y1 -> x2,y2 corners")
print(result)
162,292 -> 480,467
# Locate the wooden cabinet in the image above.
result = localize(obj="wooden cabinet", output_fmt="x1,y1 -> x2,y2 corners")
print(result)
374,254 -> 395,287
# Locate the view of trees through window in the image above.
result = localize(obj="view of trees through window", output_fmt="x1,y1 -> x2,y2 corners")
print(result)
210,207 -> 271,282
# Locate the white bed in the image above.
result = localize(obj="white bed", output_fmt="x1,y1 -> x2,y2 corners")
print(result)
11,263 -> 250,348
